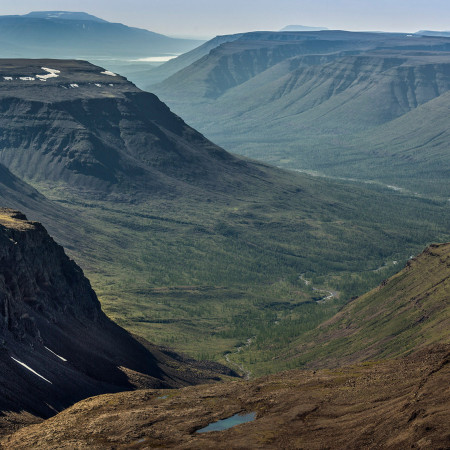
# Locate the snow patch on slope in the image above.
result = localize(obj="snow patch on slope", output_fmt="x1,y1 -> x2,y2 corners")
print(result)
11,357 -> 53,384
45,346 -> 68,362
36,67 -> 61,81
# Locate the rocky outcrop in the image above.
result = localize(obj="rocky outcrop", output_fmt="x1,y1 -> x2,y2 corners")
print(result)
0,208 -> 235,433
0,210 -> 101,342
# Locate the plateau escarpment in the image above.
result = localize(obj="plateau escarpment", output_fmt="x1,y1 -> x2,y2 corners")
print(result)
141,33 -> 244,86
151,31 -> 450,196
0,59 -> 249,198
0,209 -> 234,436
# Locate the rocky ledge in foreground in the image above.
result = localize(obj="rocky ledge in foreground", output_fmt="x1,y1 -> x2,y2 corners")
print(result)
2,344 -> 448,449
0,208 -> 235,436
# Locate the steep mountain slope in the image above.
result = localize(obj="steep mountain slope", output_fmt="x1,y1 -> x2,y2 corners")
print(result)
0,209 -> 234,435
141,34 -> 244,87
215,53 -> 450,129
0,59 -> 251,197
0,12 -> 202,58
0,163 -> 56,218
337,90 -> 450,194
233,243 -> 450,373
151,31 -> 450,196
297,243 -> 450,366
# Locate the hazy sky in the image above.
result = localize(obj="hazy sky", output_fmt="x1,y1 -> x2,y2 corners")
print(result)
0,0 -> 448,38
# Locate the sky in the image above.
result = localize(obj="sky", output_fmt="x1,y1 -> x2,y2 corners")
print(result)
0,0 -> 448,38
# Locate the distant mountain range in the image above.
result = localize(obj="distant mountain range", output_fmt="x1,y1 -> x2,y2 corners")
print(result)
0,11 -> 203,58
23,11 -> 108,22
416,30 -> 450,37
281,25 -> 328,31
149,30 -> 450,197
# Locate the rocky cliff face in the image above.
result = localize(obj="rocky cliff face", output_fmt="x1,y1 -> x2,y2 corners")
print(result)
0,208 -> 235,433
0,210 -> 101,342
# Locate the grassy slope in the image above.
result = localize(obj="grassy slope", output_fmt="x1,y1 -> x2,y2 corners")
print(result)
234,242 -> 450,374
335,91 -> 450,195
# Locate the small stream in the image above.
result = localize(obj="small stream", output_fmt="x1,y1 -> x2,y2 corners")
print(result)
224,337 -> 254,380
299,274 -> 337,303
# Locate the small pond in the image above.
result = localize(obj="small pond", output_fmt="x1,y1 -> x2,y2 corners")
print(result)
196,412 -> 256,433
